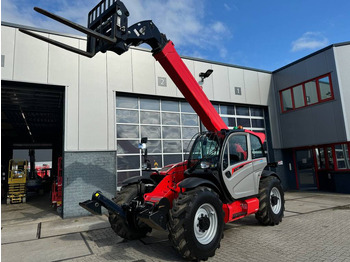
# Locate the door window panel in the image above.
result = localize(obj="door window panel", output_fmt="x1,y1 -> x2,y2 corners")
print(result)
117,155 -> 140,170
182,127 -> 199,139
140,98 -> 160,110
163,126 -> 181,139
228,135 -> 248,165
237,118 -> 251,128
250,107 -> 263,116
147,140 -> 161,153
116,110 -> 138,123
236,106 -> 249,116
181,114 -> 198,126
222,144 -> 229,170
141,126 -> 161,138
163,140 -> 182,153
164,155 -> 182,166
181,102 -> 195,113
116,96 -> 138,109
147,155 -> 163,169
296,149 -> 316,187
251,135 -> 264,159
117,125 -> 139,138
117,140 -> 139,154
162,112 -> 180,125
161,100 -> 179,112
220,105 -> 235,115
252,119 -> 264,128
140,111 -> 160,124
327,147 -> 334,169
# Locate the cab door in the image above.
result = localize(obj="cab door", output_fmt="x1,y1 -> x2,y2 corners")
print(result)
221,133 -> 255,199
250,134 -> 267,193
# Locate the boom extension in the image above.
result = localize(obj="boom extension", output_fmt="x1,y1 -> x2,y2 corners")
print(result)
19,0 -> 227,132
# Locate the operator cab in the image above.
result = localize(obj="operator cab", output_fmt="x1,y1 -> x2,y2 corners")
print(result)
186,128 -> 267,201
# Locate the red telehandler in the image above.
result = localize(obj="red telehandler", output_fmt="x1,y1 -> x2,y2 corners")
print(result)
20,1 -> 285,260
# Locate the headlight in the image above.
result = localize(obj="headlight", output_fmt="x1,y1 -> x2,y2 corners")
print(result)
200,161 -> 210,169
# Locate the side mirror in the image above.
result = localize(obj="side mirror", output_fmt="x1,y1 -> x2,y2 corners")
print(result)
138,137 -> 148,150
139,137 -> 150,170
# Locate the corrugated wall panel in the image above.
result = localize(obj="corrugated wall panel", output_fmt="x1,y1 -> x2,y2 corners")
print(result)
48,34 -> 80,151
334,45 -> 350,141
78,42 -> 108,150
244,70 -> 260,105
193,61 -> 214,100
212,64 -> 230,102
13,30 -> 49,83
1,26 -> 16,80
228,67 -> 246,104
131,49 -> 156,95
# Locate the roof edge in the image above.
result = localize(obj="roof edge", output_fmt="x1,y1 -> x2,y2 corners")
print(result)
273,41 -> 350,73
1,21 -> 87,40
1,21 -> 272,74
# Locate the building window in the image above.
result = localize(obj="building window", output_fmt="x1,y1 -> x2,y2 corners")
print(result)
281,89 -> 293,112
292,85 -> 305,108
116,94 -> 267,186
280,73 -> 333,113
319,76 -> 332,100
314,142 -> 350,171
335,144 -> 350,169
116,94 -> 200,185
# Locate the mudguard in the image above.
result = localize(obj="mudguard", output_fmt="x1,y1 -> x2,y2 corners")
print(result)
178,177 -> 220,193
122,175 -> 154,186
261,169 -> 281,180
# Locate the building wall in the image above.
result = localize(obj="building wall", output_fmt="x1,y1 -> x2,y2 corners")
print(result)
63,151 -> 116,218
334,44 -> 350,141
272,47 -> 348,149
1,23 -> 277,217
1,24 -> 274,153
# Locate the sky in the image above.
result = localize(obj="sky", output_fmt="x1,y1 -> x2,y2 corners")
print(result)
1,0 -> 349,71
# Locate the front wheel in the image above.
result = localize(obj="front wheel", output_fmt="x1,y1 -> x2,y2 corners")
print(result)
108,184 -> 152,240
168,187 -> 224,261
255,176 -> 285,225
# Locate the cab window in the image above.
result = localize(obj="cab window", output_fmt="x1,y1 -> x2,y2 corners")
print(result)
250,134 -> 264,159
228,134 -> 248,165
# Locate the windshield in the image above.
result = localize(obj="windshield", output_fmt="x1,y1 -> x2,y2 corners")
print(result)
188,132 -> 221,170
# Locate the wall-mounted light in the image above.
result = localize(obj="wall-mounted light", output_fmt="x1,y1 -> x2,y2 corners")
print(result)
199,69 -> 213,82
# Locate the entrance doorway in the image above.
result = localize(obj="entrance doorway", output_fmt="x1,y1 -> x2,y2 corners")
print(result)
295,149 -> 318,189
1,80 -> 64,223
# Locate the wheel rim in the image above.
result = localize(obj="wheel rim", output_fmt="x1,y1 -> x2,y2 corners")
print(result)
270,187 -> 282,214
194,203 -> 218,245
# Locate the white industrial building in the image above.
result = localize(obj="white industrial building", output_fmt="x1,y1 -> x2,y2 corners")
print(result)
1,22 -> 349,218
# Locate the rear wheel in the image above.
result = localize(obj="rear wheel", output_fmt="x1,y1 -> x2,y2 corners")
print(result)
109,184 -> 152,240
168,187 -> 224,261
255,176 -> 285,225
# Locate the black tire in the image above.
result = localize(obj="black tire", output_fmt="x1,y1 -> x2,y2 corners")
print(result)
168,187 -> 224,261
255,176 -> 285,226
108,184 -> 152,240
